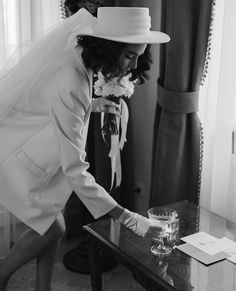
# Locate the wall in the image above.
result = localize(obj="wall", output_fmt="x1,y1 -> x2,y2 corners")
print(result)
128,0 -> 161,212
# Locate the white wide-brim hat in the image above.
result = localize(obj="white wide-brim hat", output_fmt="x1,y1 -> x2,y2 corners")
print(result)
79,7 -> 170,44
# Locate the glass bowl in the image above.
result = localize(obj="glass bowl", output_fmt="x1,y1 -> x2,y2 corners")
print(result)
148,207 -> 178,222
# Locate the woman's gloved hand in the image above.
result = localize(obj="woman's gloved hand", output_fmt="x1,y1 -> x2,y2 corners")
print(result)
92,97 -> 121,115
116,209 -> 167,237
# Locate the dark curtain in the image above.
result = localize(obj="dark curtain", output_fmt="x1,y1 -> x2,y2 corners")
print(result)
149,0 -> 213,207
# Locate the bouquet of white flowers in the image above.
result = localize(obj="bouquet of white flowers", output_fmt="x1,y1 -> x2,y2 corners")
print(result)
94,71 -> 136,99
93,71 -> 137,190
94,71 -> 136,138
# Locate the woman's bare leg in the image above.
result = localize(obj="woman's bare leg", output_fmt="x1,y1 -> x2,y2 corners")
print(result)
0,217 -> 65,291
36,214 -> 65,291
35,240 -> 59,291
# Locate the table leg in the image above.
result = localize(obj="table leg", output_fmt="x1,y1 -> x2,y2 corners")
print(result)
88,237 -> 102,291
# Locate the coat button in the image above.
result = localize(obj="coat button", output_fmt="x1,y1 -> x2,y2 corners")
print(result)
30,193 -> 41,201
34,194 -> 41,201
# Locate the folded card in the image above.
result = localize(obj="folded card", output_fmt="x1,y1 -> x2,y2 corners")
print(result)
176,243 -> 229,265
181,232 -> 235,255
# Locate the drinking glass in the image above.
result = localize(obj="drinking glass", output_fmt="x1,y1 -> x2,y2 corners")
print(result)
148,207 -> 178,255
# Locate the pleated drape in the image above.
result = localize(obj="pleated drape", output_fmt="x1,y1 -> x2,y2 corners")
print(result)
149,0 -> 214,207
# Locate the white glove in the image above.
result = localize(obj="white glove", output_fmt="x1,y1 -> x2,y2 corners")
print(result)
116,209 -> 167,237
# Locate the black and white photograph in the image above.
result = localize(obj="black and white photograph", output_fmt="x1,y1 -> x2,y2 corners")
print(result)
0,0 -> 235,290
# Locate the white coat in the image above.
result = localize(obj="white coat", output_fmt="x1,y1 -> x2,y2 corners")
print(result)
0,46 -> 117,235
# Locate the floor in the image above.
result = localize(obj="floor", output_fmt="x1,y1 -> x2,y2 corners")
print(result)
1,224 -> 146,291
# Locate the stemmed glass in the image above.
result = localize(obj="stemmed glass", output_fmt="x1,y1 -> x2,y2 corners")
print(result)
148,207 -> 178,256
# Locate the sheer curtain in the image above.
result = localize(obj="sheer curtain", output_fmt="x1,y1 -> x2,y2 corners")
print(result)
0,0 -> 61,255
199,0 -> 236,222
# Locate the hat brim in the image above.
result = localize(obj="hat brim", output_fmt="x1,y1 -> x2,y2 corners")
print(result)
78,31 -> 170,44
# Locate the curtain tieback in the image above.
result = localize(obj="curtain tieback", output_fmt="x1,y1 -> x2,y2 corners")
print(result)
157,82 -> 199,113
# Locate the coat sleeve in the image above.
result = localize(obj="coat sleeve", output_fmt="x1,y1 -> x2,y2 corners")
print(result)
48,67 -> 117,219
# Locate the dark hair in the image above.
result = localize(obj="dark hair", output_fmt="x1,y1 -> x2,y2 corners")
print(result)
77,36 -> 152,84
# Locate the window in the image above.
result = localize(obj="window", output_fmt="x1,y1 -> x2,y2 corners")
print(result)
199,0 -> 236,222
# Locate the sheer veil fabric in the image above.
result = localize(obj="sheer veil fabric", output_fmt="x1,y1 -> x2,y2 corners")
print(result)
0,8 -> 96,122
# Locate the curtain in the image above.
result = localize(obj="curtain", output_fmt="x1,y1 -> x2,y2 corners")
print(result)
149,0 -> 213,207
0,0 -> 61,255
0,0 -> 61,69
199,0 -> 236,222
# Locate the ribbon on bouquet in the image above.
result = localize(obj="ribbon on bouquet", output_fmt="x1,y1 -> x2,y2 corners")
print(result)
101,98 -> 129,190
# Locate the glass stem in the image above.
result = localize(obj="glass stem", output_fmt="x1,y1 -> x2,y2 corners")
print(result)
159,238 -> 164,247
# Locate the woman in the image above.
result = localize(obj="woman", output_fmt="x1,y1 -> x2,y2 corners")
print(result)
0,7 -> 170,291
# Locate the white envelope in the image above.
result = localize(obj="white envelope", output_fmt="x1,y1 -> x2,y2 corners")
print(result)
181,232 -> 236,255
176,243 -> 229,265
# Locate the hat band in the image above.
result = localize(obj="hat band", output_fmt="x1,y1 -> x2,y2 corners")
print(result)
94,17 -> 151,36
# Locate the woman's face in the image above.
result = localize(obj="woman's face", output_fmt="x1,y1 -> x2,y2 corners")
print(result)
120,43 -> 147,74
